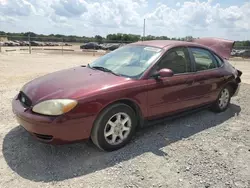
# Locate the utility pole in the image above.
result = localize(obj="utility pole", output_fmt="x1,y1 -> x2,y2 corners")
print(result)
142,19 -> 146,41
28,33 -> 31,54
61,38 -> 64,55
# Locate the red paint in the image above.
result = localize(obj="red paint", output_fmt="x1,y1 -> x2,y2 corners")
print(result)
132,38 -> 234,60
193,37 -> 234,59
12,39 -> 241,144
158,68 -> 174,78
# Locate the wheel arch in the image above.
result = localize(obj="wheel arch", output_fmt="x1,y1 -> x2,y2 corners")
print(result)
117,99 -> 144,128
227,81 -> 238,96
90,99 -> 142,151
93,98 -> 144,130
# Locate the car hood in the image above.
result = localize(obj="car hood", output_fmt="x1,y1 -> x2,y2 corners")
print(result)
193,37 -> 234,59
22,66 -> 129,104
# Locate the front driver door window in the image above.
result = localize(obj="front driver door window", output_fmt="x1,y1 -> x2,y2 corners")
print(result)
156,47 -> 191,74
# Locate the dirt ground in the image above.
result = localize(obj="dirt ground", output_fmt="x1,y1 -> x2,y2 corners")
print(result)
0,52 -> 250,188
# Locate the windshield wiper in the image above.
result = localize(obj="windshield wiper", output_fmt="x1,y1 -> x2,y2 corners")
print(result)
90,66 -> 119,76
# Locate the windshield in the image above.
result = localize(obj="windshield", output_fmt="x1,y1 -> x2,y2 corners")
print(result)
88,45 -> 163,79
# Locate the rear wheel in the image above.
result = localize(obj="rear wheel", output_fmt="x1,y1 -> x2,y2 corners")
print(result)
211,86 -> 231,112
91,103 -> 137,151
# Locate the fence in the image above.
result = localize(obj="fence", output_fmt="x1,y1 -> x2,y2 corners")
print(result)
233,46 -> 250,50
1,35 -> 250,57
0,35 -> 136,55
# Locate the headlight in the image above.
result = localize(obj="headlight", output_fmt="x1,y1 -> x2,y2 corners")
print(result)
32,99 -> 77,116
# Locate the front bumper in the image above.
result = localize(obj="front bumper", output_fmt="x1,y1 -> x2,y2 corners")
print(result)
12,96 -> 95,144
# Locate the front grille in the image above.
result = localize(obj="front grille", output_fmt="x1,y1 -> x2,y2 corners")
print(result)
18,91 -> 32,108
33,133 -> 53,141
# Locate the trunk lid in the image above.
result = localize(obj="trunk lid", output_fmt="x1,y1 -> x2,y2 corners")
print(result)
193,37 -> 235,59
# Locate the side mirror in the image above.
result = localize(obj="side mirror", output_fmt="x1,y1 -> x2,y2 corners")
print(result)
152,68 -> 174,79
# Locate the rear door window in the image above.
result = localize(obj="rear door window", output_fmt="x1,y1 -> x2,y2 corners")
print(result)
190,48 -> 217,71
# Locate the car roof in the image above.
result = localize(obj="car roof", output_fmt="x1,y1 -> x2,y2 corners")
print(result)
130,40 -> 205,49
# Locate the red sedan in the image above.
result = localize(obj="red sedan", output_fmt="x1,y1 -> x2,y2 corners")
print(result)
12,38 -> 242,151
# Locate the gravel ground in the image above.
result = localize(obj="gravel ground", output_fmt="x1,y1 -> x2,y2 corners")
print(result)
0,53 -> 250,188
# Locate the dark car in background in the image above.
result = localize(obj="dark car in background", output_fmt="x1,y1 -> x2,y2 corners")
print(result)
80,42 -> 100,49
80,42 -> 125,51
12,38 -> 242,151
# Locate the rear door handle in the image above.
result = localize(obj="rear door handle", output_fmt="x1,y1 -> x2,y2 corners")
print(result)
185,79 -> 194,85
196,76 -> 206,84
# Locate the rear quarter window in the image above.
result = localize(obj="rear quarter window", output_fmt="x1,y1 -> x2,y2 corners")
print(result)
214,54 -> 224,67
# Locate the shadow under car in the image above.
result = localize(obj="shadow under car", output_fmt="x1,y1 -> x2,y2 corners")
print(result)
2,104 -> 241,182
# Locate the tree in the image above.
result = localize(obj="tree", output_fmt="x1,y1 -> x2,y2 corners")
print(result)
95,35 -> 103,43
144,35 -> 156,40
1,30 -> 249,46
243,41 -> 250,47
185,36 -> 193,41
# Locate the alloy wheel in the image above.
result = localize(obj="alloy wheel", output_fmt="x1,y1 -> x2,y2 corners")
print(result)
104,112 -> 132,145
218,88 -> 230,109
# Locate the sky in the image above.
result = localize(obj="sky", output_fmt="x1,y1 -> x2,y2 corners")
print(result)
0,0 -> 250,40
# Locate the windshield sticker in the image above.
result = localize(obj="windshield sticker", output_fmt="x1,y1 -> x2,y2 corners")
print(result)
144,47 -> 161,52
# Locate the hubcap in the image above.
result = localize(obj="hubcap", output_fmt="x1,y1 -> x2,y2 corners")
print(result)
218,88 -> 230,109
104,112 -> 132,145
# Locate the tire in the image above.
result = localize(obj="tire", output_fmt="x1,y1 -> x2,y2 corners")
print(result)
211,85 -> 232,113
91,103 -> 137,151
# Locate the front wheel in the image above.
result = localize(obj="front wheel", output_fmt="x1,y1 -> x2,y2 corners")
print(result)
211,86 -> 231,112
91,103 -> 137,151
